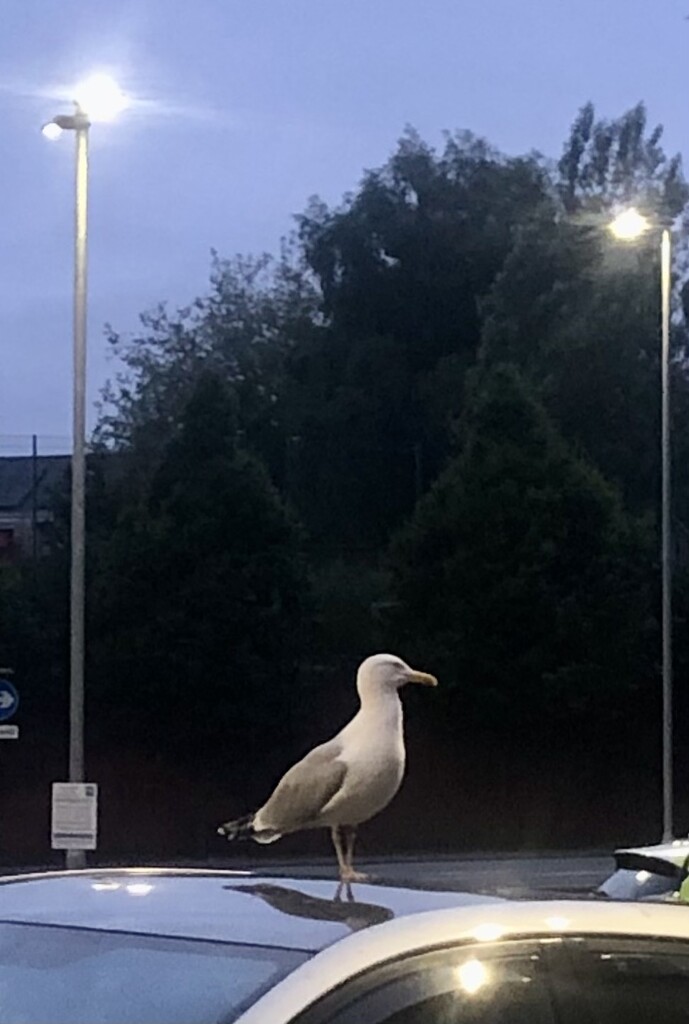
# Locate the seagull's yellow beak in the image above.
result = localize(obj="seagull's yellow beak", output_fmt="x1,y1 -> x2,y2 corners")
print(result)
406,668 -> 438,687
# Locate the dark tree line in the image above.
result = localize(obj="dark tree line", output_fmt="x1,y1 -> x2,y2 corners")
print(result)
2,101 -> 689,859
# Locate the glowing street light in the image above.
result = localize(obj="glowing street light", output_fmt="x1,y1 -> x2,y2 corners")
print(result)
41,121 -> 64,141
42,74 -> 126,868
609,207 -> 651,241
74,73 -> 129,122
610,207 -> 673,842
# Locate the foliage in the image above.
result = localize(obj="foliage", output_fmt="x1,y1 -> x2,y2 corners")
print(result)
87,373 -> 308,771
386,366 -> 656,736
558,101 -> 688,217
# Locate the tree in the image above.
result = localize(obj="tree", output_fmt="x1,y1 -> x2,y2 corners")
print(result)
95,247 -> 320,497
88,373 -> 309,778
558,101 -> 687,217
299,129 -> 550,366
482,104 -> 689,517
387,366 -> 655,737
287,129 -> 552,546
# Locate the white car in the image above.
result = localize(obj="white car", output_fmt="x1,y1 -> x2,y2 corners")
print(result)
2,867 -> 689,1022
598,840 -> 689,902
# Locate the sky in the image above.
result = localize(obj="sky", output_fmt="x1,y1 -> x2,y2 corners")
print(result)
1,0 -> 687,449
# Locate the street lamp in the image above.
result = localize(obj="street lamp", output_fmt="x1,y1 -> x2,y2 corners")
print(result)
43,74 -> 127,868
609,207 -> 673,842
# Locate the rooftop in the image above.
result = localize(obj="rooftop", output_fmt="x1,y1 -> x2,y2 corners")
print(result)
0,455 -> 70,512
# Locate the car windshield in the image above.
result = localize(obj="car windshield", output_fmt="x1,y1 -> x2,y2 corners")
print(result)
0,921 -> 308,1024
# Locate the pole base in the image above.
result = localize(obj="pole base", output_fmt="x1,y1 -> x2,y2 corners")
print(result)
65,849 -> 87,870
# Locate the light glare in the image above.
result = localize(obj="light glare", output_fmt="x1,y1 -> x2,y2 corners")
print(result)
544,915 -> 570,931
126,882 -> 154,896
74,74 -> 128,121
457,959 -> 489,995
609,208 -> 650,241
473,923 -> 505,942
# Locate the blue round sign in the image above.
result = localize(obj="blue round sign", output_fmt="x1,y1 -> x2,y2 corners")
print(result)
0,679 -> 19,722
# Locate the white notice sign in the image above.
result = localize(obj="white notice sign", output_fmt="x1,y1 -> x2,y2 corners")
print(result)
51,783 -> 98,850
0,725 -> 18,739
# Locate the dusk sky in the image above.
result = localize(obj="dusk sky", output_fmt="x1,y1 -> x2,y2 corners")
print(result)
2,0 -> 687,448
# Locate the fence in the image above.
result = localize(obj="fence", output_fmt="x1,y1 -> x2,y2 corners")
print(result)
0,436 -> 73,563
0,435 -> 71,457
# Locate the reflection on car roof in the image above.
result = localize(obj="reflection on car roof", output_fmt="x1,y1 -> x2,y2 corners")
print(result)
0,869 -> 503,952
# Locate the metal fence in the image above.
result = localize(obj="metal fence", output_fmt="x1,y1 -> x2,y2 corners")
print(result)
0,435 -> 72,457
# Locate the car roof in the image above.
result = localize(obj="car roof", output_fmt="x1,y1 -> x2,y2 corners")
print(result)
615,840 -> 689,869
0,868 -> 503,952
237,897 -> 689,1023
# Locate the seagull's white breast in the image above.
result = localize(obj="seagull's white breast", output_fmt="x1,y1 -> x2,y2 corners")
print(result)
319,693 -> 406,826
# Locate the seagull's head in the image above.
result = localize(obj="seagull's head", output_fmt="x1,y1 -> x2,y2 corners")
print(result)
356,653 -> 438,700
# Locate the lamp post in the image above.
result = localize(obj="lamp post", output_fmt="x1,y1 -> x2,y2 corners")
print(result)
43,74 -> 127,868
609,208 -> 673,842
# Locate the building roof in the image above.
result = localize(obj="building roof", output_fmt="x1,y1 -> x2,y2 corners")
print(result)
0,456 -> 70,512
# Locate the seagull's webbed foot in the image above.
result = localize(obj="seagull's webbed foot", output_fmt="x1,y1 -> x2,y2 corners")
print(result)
339,868 -> 369,884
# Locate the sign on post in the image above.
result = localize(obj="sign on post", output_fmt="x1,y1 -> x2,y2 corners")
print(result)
51,783 -> 98,851
0,679 -> 19,723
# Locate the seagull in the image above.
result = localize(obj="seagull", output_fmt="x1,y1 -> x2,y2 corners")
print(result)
218,653 -> 438,882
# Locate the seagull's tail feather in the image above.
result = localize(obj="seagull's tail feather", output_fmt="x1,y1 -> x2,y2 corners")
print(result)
217,813 -> 255,841
217,814 -> 282,844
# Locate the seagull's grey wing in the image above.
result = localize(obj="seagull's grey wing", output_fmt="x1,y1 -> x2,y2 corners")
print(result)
255,742 -> 347,833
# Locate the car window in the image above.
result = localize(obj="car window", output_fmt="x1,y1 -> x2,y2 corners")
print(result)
0,921 -> 308,1024
551,937 -> 689,1024
295,934 -> 689,1024
296,940 -> 557,1024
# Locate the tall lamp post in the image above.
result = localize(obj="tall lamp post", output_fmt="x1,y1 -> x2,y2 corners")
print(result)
609,207 -> 673,842
43,74 -> 127,868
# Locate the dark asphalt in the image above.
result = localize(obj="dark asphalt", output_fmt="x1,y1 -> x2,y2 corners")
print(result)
214,852 -> 615,898
1,852 -> 616,899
